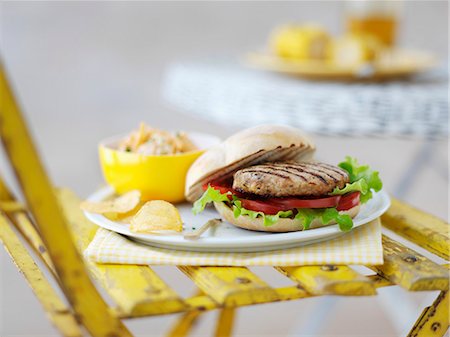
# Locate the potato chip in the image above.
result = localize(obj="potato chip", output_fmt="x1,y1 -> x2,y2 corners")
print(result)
80,190 -> 141,214
130,200 -> 182,233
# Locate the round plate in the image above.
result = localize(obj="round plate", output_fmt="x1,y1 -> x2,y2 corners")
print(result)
83,187 -> 391,252
246,49 -> 436,81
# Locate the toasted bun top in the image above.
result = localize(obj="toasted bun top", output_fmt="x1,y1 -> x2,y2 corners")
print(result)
185,125 -> 315,202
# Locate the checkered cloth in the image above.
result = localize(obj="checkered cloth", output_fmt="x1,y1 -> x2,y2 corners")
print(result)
85,219 -> 383,266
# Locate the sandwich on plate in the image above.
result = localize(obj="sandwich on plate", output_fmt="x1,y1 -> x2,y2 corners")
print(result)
185,125 -> 382,232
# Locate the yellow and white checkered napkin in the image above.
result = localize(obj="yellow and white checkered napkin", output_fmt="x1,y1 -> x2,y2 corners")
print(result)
85,219 -> 383,266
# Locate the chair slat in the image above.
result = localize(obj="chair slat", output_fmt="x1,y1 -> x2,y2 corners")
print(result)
165,310 -> 203,337
57,189 -> 186,317
93,264 -> 187,317
0,177 -> 56,275
407,290 -> 449,337
184,276 -> 394,312
184,286 -> 309,310
370,236 -> 449,291
179,266 -> 279,307
274,286 -> 309,301
9,213 -> 55,272
0,214 -> 82,337
368,274 -> 393,288
214,308 -> 235,337
184,294 -> 218,311
165,291 -> 204,337
276,265 -> 376,296
381,198 -> 449,260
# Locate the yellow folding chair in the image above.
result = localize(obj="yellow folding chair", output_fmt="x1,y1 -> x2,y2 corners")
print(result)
0,60 -> 448,337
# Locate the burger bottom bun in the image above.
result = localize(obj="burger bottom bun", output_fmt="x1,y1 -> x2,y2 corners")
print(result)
213,202 -> 360,232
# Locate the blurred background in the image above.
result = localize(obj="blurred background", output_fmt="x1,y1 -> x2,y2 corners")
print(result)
0,1 -> 448,336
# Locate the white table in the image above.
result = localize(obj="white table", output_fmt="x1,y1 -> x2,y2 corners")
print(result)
163,62 -> 448,138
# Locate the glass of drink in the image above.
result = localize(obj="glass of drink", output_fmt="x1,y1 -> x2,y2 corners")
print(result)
345,0 -> 402,47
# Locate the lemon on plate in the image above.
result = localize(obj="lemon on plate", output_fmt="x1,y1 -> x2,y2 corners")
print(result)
271,24 -> 331,61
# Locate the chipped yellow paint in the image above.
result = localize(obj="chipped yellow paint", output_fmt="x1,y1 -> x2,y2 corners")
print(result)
179,266 -> 279,307
368,274 -> 393,288
11,212 -> 57,276
0,214 -> 82,337
275,285 -> 310,301
215,308 -> 235,337
96,264 -> 187,317
183,286 -> 309,311
370,236 -> 449,291
0,176 -> 56,275
57,188 -> 186,317
276,265 -> 376,296
182,276 -> 393,313
382,198 -> 449,260
408,290 -> 449,337
184,294 -> 219,312
0,62 -> 131,337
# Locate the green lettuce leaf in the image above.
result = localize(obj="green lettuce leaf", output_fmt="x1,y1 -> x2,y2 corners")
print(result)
295,208 -> 354,231
294,209 -> 316,230
330,179 -> 368,196
264,211 -> 294,227
336,156 -> 382,203
320,208 -> 353,231
192,185 -> 230,215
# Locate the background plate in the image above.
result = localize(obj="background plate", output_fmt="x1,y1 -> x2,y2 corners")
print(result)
84,187 -> 391,252
246,49 -> 436,81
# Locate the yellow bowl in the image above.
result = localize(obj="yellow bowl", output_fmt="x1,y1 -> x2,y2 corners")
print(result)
99,132 -> 220,203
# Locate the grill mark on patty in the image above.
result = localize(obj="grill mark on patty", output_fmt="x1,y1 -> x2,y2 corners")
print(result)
263,162 -> 347,185
317,163 -> 348,178
307,166 -> 342,183
245,166 -> 309,182
259,165 -> 309,181
295,167 -> 329,184
302,162 -> 348,182
271,163 -> 329,184
308,167 -> 339,183
241,169 -> 291,179
274,163 -> 339,184
270,166 -> 320,181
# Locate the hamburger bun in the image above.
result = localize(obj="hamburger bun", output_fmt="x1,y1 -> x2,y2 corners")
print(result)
185,125 -> 315,202
214,201 -> 360,232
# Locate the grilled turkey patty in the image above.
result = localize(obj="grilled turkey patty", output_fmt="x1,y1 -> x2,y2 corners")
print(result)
232,161 -> 349,197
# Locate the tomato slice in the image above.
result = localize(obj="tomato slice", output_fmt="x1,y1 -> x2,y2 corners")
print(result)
336,192 -> 360,211
268,195 -> 341,209
203,182 -> 233,195
203,181 -> 245,199
240,199 -> 288,215
203,182 -> 360,213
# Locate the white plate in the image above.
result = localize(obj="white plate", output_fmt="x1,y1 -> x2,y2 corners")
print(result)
83,187 -> 391,252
